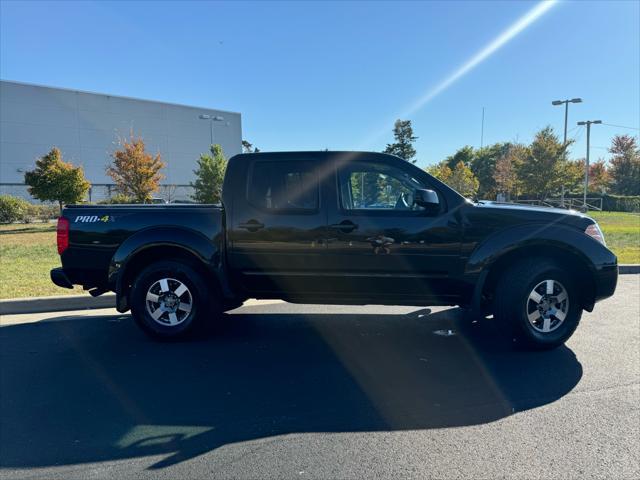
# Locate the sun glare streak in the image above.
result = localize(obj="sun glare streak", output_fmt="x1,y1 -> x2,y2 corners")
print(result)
359,0 -> 558,149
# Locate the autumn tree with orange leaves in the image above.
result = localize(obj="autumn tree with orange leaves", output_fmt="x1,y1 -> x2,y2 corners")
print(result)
107,133 -> 165,203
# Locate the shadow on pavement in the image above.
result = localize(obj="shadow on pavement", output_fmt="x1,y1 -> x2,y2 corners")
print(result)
0,307 -> 582,470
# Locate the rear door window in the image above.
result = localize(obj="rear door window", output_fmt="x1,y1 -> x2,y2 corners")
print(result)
248,161 -> 319,212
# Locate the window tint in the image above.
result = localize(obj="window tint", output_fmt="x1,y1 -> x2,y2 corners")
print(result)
338,162 -> 426,211
249,161 -> 319,211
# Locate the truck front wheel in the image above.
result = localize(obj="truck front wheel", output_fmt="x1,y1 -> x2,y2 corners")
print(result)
494,258 -> 583,350
130,260 -> 214,339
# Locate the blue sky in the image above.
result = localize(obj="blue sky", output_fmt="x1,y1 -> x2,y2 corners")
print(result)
1,0 -> 638,167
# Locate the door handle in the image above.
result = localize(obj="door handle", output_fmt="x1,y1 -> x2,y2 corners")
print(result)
239,220 -> 265,232
330,220 -> 358,233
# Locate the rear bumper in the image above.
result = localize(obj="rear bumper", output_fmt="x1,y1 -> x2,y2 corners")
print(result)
50,268 -> 74,289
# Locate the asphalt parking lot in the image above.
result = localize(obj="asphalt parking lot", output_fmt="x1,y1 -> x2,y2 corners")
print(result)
1,276 -> 638,480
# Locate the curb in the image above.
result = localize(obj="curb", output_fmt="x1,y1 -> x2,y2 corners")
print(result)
619,264 -> 640,274
1,266 -> 637,316
0,294 -> 116,316
0,295 -> 284,316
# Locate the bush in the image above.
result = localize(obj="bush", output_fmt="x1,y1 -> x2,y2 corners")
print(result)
602,194 -> 640,213
0,196 -> 61,224
23,204 -> 59,223
22,204 -> 38,223
0,195 -> 30,223
97,193 -> 136,204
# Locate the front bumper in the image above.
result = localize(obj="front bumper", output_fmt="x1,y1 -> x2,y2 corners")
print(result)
50,267 -> 74,289
593,264 -> 618,303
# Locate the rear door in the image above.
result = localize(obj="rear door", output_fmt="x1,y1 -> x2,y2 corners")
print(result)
324,156 -> 464,303
227,155 -> 330,296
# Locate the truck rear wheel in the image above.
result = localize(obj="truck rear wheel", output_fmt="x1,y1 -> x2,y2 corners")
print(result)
494,258 -> 582,350
130,260 -> 216,339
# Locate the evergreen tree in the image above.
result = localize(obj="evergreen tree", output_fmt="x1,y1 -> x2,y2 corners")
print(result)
383,119 -> 418,163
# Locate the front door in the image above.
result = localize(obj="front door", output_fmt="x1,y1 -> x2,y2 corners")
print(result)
324,156 -> 463,304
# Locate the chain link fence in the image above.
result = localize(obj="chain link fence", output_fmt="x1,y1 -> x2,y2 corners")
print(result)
0,183 -> 195,204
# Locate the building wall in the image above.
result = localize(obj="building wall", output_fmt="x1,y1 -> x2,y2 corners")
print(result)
0,80 -> 242,200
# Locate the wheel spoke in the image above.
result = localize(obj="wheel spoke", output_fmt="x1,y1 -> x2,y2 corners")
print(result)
174,283 -> 188,297
546,280 -> 554,295
159,279 -> 170,292
145,278 -> 191,326
527,279 -> 568,334
529,290 -> 543,304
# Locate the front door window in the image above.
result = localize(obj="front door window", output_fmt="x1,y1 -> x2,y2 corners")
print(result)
338,162 -> 427,212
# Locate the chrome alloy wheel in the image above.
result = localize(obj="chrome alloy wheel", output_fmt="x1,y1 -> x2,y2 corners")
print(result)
526,279 -> 569,333
145,277 -> 193,326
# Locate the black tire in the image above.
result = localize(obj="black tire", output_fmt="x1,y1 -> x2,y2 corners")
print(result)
494,258 -> 582,350
130,260 -> 220,340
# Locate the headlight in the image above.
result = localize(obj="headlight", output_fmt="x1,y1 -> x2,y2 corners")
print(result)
585,223 -> 606,246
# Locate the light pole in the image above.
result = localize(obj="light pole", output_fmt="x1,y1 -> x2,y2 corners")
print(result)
198,114 -> 225,146
552,98 -> 582,144
576,119 -> 601,211
552,98 -> 582,207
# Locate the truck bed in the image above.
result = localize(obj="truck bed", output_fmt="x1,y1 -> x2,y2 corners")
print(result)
59,203 -> 224,291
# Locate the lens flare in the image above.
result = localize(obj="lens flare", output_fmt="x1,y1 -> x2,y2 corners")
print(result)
360,0 -> 558,149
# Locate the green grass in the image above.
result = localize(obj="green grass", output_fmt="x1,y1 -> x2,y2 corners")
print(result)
1,211 -> 638,299
589,211 -> 640,264
0,223 -> 82,299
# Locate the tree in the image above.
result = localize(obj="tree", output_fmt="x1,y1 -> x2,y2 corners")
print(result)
191,144 -> 227,203
383,119 -> 418,163
106,133 -> 165,203
493,145 -> 522,199
562,159 -> 586,194
470,142 -> 512,199
608,135 -> 640,195
24,147 -> 90,213
426,162 -> 448,178
440,143 -> 511,199
516,126 -> 570,200
242,140 -> 260,153
444,145 -> 474,169
588,159 -> 611,193
427,161 -> 479,198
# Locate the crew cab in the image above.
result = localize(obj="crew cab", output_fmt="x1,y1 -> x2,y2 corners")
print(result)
51,151 -> 618,349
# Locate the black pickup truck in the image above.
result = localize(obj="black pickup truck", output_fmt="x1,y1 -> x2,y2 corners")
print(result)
51,151 -> 618,349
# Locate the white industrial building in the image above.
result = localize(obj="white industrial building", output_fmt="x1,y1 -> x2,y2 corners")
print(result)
0,80 -> 242,201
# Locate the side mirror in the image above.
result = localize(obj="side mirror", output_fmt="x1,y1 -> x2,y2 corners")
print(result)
414,189 -> 439,209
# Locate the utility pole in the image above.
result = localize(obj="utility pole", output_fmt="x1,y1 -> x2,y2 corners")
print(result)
480,107 -> 485,149
576,119 -> 602,211
552,98 -> 582,207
